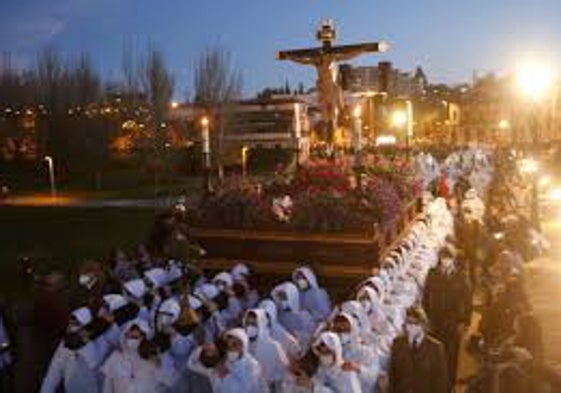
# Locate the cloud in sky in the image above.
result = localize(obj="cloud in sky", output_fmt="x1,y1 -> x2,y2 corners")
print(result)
1,0 -> 110,49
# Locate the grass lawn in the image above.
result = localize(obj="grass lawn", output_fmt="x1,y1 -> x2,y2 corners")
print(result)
0,205 -> 159,297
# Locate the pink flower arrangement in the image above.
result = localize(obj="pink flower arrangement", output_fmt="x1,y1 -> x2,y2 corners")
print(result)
194,156 -> 417,233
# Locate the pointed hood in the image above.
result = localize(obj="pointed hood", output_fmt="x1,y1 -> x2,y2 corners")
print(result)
71,307 -> 93,327
195,283 -> 220,301
258,298 -> 278,325
231,263 -> 251,282
144,268 -> 169,289
166,260 -> 183,283
212,271 -> 234,289
357,286 -> 386,318
244,308 -> 270,339
224,327 -> 250,355
293,266 -> 319,288
333,312 -> 361,343
123,279 -> 147,300
157,297 -> 181,323
340,300 -> 371,336
313,331 -> 343,368
121,318 -> 153,344
103,294 -> 128,313
271,281 -> 300,312
363,277 -> 386,301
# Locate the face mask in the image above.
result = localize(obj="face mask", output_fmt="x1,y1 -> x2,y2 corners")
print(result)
339,333 -> 351,346
79,274 -> 96,290
405,323 -> 423,343
296,278 -> 309,291
246,325 -> 259,340
441,258 -> 454,273
68,323 -> 82,333
226,350 -> 240,363
124,338 -> 141,351
360,300 -> 372,313
279,300 -> 290,312
319,354 -> 334,367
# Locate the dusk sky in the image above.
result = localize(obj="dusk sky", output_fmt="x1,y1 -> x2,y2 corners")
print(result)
2,0 -> 561,98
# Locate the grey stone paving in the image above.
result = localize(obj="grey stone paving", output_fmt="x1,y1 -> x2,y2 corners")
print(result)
524,221 -> 561,364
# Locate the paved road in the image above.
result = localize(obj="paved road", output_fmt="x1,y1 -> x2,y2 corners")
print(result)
524,220 -> 561,364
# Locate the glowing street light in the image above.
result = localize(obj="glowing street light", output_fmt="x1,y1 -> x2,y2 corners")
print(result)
44,156 -> 56,199
516,61 -> 554,102
375,134 -> 397,146
519,158 -> 539,174
539,175 -> 551,188
241,146 -> 249,178
200,116 -> 212,192
352,104 -> 363,153
171,101 -> 179,109
519,157 -> 541,230
498,119 -> 510,130
391,110 -> 408,128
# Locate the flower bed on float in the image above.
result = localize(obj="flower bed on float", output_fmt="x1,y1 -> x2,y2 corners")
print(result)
189,155 -> 424,271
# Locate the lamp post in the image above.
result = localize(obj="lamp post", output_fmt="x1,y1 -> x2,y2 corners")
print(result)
352,104 -> 363,190
200,116 -> 212,193
520,157 -> 540,230
498,119 -> 511,145
44,156 -> 56,199
515,61 -> 554,144
391,109 -> 408,154
241,146 -> 249,178
515,61 -> 554,229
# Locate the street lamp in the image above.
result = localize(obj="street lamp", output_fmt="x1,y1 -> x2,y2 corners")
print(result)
498,119 -> 510,130
516,62 -> 553,103
516,61 -> 554,144
200,116 -> 212,193
519,157 -> 541,230
391,110 -> 407,128
352,104 -> 363,190
44,156 -> 56,199
352,104 -> 363,153
391,102 -> 413,155
241,146 -> 249,178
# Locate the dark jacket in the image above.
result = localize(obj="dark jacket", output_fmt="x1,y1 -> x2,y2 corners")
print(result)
389,335 -> 449,393
423,268 -> 472,334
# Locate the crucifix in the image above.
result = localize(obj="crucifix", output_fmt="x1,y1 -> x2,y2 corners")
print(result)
277,20 -> 388,147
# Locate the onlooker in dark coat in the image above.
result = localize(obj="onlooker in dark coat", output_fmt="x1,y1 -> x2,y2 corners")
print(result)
388,307 -> 449,393
423,248 -> 471,388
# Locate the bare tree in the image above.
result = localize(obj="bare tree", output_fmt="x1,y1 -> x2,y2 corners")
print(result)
72,53 -> 100,105
140,47 -> 174,195
121,42 -> 141,105
35,48 -> 63,111
194,46 -> 242,105
193,45 -> 242,179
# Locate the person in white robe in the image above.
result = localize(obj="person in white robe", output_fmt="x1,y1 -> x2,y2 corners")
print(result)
231,263 -> 260,310
258,299 -> 302,360
212,272 -> 243,328
100,319 -> 167,393
243,309 -> 289,392
330,312 -> 381,393
292,267 -> 331,324
270,282 -> 316,348
41,307 -> 105,393
309,331 -> 362,393
187,328 -> 268,393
